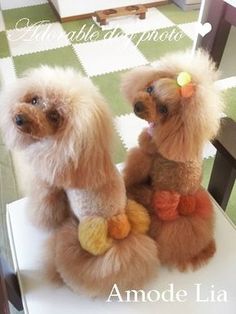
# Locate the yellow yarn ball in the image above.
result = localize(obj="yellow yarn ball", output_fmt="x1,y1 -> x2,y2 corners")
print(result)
177,72 -> 191,87
78,216 -> 113,256
126,199 -> 150,234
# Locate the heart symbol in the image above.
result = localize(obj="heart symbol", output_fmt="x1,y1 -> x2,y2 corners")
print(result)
198,22 -> 212,37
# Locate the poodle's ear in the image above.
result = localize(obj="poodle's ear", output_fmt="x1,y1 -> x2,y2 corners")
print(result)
71,92 -> 115,188
153,50 -> 224,162
121,66 -> 158,103
154,81 -> 224,162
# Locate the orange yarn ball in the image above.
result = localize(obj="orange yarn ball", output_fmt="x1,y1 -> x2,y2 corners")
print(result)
195,189 -> 213,219
108,213 -> 131,240
152,190 -> 180,221
181,83 -> 194,98
177,195 -> 196,216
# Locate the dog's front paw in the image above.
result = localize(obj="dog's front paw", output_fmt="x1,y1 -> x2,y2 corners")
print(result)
138,129 -> 156,155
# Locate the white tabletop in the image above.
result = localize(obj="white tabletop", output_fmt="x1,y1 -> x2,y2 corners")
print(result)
6,198 -> 236,314
224,0 -> 236,8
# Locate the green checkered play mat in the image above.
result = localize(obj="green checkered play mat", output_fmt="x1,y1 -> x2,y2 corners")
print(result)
0,0 -> 235,253
0,2 -> 198,162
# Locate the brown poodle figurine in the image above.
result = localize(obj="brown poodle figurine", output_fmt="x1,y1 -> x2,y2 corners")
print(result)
0,66 -> 159,296
122,50 -> 224,271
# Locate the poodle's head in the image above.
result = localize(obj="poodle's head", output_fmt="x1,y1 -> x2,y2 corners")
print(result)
0,66 -> 114,187
122,50 -> 224,162
1,69 -> 69,147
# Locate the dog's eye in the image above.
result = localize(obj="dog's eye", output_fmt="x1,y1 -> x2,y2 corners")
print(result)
31,97 -> 39,105
47,110 -> 60,124
146,86 -> 154,94
159,105 -> 168,115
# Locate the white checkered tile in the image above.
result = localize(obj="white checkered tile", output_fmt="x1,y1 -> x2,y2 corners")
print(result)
0,11 -> 5,31
7,22 -> 70,56
1,0 -> 48,10
73,36 -> 148,77
178,22 -> 198,41
93,8 -> 174,34
215,77 -> 236,90
0,57 -> 16,89
115,113 -> 147,150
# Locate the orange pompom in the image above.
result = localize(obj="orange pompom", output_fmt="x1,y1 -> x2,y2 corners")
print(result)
177,194 -> 196,216
108,213 -> 131,240
152,190 -> 180,221
181,83 -> 195,98
194,189 -> 213,219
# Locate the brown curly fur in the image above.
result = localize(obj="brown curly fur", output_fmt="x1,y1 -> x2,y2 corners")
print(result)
149,213 -> 215,271
27,179 -> 70,229
47,217 -> 159,296
122,50 -> 224,271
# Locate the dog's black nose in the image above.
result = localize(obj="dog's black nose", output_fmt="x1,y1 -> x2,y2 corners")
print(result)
15,114 -> 26,126
134,101 -> 145,114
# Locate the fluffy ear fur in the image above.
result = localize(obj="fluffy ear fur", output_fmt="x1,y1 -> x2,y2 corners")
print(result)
69,90 -> 115,188
153,50 -> 224,161
29,83 -> 116,189
121,66 -> 158,103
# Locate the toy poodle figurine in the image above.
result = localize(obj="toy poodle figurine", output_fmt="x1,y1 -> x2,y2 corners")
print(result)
0,66 -> 158,296
122,50 -> 223,271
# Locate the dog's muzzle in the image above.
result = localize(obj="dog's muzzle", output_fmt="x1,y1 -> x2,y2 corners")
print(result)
14,113 -> 32,134
15,114 -> 27,126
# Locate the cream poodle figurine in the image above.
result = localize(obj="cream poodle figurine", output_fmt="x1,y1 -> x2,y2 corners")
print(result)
122,50 -> 224,271
0,66 -> 159,296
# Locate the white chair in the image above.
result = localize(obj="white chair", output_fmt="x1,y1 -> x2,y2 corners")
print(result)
4,196 -> 236,314
1,118 -> 236,314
